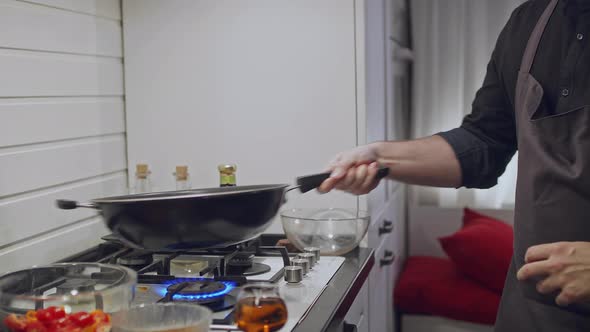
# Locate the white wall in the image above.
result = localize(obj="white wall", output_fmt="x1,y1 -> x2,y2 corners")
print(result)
0,0 -> 127,271
122,0 -> 360,234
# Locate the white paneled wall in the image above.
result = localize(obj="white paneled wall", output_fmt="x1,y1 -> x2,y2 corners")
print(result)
0,0 -> 126,271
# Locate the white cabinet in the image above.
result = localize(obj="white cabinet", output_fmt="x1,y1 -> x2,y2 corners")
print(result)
368,235 -> 391,332
341,282 -> 370,332
122,0 -> 407,330
387,186 -> 407,332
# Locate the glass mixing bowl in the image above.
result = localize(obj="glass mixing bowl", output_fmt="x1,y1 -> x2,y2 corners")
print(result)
280,208 -> 370,256
0,263 -> 136,332
111,303 -> 212,332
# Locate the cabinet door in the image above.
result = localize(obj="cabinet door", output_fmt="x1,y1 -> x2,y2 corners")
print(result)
386,186 -> 406,332
365,0 -> 387,145
386,0 -> 411,144
342,281 -> 369,332
368,233 -> 395,332
367,203 -> 394,249
364,0 -> 388,209
390,185 -> 407,282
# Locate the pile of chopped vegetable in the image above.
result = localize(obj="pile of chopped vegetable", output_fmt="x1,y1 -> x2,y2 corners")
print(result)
4,307 -> 111,332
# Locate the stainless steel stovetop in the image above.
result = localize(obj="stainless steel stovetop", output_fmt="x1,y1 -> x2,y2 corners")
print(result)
59,236 -> 346,332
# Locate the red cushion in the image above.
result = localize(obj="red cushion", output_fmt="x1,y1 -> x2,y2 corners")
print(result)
394,256 -> 500,325
438,208 -> 513,293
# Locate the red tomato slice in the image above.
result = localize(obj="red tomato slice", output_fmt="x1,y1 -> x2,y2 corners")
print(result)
44,317 -> 69,330
46,307 -> 66,320
68,313 -> 93,328
94,323 -> 111,332
59,326 -> 82,332
35,310 -> 52,323
25,311 -> 37,321
88,311 -> 109,324
4,314 -> 28,332
24,321 -> 47,332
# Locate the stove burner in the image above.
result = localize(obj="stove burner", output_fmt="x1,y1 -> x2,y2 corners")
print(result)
56,279 -> 97,294
161,278 -> 236,304
167,281 -> 226,301
225,253 -> 271,276
117,251 -> 153,267
227,262 -> 272,276
228,254 -> 254,268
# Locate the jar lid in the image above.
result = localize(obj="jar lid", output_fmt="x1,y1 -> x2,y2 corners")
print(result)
175,166 -> 189,180
217,164 -> 237,173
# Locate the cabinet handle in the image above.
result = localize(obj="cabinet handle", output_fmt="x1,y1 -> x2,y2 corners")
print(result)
389,37 -> 414,62
380,250 -> 396,267
343,322 -> 358,332
378,220 -> 394,236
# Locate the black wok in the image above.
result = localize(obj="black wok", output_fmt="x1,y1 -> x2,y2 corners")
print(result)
56,168 -> 389,250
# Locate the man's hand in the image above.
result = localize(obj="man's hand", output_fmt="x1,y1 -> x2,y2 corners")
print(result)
317,136 -> 463,194
317,144 -> 381,195
517,242 -> 590,306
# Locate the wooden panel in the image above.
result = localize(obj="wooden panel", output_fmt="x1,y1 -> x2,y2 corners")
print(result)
0,0 -> 124,272
0,172 -> 126,247
0,135 -> 127,197
21,0 -> 121,20
0,217 -> 109,272
0,97 -> 125,147
0,49 -> 123,97
0,0 -> 122,57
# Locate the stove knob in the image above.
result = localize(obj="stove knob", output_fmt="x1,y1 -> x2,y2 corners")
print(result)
304,247 -> 321,262
297,253 -> 316,269
284,266 -> 303,283
291,258 -> 309,275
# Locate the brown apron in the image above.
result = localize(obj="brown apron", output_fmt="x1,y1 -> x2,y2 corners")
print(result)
495,0 -> 590,330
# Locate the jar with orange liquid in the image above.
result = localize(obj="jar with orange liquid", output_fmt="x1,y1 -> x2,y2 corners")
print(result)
234,284 -> 287,332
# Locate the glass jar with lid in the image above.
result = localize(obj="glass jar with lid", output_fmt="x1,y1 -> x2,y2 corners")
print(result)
173,165 -> 191,190
218,164 -> 237,187
133,163 -> 152,193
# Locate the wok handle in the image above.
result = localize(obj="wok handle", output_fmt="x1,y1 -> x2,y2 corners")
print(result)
56,199 -> 98,210
296,166 -> 389,194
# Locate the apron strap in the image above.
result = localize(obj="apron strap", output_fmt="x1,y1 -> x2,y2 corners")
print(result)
519,0 -> 559,73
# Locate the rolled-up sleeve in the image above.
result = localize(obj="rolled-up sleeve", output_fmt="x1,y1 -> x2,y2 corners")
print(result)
437,11 -> 518,189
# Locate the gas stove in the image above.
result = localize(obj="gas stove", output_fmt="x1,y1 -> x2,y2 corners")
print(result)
58,234 -> 346,331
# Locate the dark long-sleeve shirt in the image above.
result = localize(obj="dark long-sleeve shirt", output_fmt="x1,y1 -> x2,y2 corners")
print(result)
438,0 -> 590,188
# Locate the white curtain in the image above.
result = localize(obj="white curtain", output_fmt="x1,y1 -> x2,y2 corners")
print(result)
410,0 -> 525,209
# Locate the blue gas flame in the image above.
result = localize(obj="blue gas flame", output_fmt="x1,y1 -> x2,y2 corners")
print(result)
158,277 -> 236,301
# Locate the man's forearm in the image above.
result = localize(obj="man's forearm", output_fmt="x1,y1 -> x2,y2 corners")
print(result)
371,135 -> 462,188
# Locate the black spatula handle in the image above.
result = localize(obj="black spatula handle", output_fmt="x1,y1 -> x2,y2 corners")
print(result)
297,166 -> 389,194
